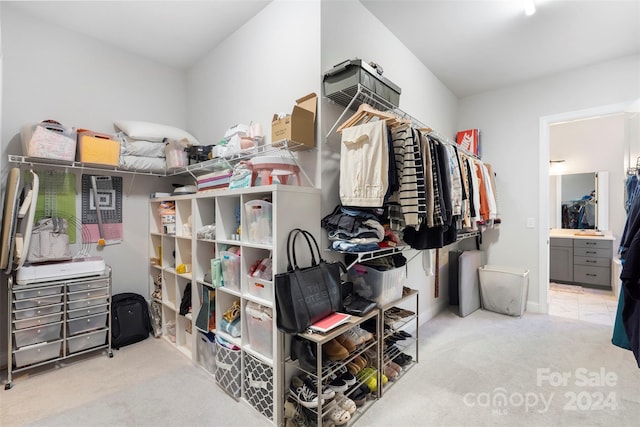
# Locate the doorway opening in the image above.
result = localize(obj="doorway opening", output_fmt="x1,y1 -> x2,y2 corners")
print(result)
539,102 -> 635,325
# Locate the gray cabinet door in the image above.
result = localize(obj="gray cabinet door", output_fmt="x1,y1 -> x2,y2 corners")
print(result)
550,246 -> 573,282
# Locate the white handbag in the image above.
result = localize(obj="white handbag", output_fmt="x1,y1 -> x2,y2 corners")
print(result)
27,217 -> 72,263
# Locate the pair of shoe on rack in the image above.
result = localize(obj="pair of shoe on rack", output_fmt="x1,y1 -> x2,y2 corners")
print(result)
288,376 -> 357,427
345,382 -> 372,407
325,325 -> 374,360
324,393 -> 357,426
383,344 -> 413,367
284,399 -> 335,427
356,347 -> 401,383
322,361 -> 357,393
384,330 -> 412,346
357,366 -> 388,393
385,306 -> 415,321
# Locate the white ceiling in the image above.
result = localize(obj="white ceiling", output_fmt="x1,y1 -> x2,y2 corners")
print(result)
361,0 -> 640,97
6,0 -> 640,98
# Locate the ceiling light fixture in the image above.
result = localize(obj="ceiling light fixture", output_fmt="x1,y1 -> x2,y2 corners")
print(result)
523,0 -> 536,16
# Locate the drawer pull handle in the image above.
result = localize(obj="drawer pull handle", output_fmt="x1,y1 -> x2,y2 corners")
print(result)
586,251 -> 596,254
586,242 -> 596,245
586,260 -> 596,263
586,273 -> 597,277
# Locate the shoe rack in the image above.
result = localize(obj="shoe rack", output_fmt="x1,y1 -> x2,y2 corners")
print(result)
286,309 -> 381,427
149,184 -> 321,426
379,288 -> 419,394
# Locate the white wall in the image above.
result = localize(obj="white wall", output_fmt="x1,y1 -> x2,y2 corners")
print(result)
321,0 -> 461,323
458,54 -> 640,312
1,3 -> 187,297
187,0 -> 322,186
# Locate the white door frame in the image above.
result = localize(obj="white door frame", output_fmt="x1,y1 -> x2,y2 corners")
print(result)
538,101 -> 634,313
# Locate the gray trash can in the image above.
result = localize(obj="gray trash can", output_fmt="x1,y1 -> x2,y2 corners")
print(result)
478,265 -> 530,317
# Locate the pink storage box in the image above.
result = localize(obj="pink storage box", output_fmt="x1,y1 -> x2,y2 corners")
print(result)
21,120 -> 77,161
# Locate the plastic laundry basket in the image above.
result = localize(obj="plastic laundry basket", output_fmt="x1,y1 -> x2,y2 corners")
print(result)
478,265 -> 530,317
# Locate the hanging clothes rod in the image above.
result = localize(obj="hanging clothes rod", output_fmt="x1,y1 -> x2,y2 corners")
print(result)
325,84 -> 480,159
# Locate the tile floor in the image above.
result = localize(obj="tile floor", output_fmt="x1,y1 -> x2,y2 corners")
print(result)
548,282 -> 619,326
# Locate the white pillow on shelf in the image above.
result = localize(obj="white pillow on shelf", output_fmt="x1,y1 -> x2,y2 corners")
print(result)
114,120 -> 200,145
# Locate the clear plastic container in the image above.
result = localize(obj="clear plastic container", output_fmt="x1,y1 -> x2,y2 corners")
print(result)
67,329 -> 107,354
14,321 -> 62,348
245,302 -> 273,359
244,200 -> 272,244
220,251 -> 241,291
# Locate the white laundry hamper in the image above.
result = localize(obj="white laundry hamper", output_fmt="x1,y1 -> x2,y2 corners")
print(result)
478,265 -> 530,317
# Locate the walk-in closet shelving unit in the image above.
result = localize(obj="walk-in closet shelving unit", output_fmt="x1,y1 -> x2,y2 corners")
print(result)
5,268 -> 113,390
149,184 -> 321,426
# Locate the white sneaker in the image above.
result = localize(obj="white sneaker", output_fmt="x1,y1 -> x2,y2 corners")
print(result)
352,325 -> 373,342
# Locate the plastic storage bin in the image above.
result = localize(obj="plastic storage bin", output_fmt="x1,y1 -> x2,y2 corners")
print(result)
323,59 -> 402,109
196,332 -> 216,374
478,265 -> 530,317
14,294 -> 63,310
14,312 -> 63,330
67,296 -> 109,311
77,129 -> 120,166
14,321 -> 62,348
244,353 -> 274,420
67,287 -> 109,301
244,200 -> 272,244
247,277 -> 273,302
14,340 -> 62,368
220,251 -> 241,291
14,285 -> 64,301
245,302 -> 273,359
67,329 -> 107,354
21,120 -> 77,161
66,303 -> 109,319
348,264 -> 405,307
14,303 -> 63,320
67,313 -> 108,336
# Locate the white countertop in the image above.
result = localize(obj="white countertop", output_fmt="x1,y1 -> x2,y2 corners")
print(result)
549,229 -> 615,241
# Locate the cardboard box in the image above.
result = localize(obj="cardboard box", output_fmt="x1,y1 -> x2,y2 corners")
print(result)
77,129 -> 120,166
271,92 -> 317,151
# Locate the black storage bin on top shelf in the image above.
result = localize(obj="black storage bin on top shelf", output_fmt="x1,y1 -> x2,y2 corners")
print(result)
323,59 -> 402,110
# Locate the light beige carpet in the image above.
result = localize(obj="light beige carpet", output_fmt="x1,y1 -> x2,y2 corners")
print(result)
1,308 -> 638,427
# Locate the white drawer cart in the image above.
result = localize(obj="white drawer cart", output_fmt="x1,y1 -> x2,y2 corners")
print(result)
5,268 -> 113,390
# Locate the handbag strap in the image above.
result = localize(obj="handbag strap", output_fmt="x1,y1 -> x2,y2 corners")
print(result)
286,228 -> 318,271
290,229 -> 323,270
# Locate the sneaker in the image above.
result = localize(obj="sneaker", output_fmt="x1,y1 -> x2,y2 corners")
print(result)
334,365 -> 357,386
327,375 -> 348,393
290,376 -> 323,408
338,329 -> 363,348
352,325 -> 374,342
303,375 -> 336,400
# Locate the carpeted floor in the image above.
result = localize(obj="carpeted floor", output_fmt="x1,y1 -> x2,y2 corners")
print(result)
1,308 -> 638,427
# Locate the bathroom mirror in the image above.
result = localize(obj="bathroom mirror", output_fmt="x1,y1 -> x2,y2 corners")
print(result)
550,171 -> 609,230
561,173 -> 597,229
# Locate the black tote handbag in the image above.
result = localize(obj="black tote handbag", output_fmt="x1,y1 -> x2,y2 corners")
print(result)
275,228 -> 344,334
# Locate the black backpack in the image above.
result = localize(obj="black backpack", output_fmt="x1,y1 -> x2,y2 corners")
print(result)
111,293 -> 152,350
